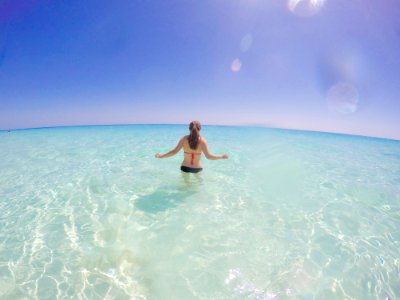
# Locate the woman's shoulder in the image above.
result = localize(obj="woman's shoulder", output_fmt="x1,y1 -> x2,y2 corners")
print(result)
199,136 -> 207,144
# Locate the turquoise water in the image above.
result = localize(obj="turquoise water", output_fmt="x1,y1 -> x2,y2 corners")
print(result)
0,125 -> 399,299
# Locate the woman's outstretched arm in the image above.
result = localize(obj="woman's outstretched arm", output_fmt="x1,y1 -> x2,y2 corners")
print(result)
202,139 -> 228,160
155,137 -> 184,158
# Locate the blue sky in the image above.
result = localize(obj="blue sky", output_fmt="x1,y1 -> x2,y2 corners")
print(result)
1,0 -> 399,139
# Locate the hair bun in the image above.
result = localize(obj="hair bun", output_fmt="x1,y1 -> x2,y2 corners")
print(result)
189,120 -> 201,131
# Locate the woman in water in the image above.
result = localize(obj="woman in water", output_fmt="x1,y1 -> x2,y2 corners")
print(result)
155,121 -> 228,173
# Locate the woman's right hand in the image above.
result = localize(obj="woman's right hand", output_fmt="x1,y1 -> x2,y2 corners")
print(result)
221,154 -> 228,159
155,153 -> 162,158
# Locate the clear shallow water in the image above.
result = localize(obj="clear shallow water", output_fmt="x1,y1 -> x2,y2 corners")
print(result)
0,125 -> 399,299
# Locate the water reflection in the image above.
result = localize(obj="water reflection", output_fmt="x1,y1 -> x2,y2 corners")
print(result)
134,173 -> 203,213
181,171 -> 203,187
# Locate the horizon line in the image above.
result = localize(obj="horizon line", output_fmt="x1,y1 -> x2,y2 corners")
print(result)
1,123 -> 399,142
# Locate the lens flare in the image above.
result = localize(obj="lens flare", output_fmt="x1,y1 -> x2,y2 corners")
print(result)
326,82 -> 359,114
231,58 -> 242,72
288,0 -> 325,17
0,44 -> 5,67
240,34 -> 253,52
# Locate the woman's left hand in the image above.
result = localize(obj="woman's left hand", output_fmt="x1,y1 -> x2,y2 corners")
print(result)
155,153 -> 162,158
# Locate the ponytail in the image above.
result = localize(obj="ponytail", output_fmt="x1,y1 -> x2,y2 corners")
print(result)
188,121 -> 201,150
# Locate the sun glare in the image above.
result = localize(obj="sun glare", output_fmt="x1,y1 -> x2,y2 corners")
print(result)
288,0 -> 326,17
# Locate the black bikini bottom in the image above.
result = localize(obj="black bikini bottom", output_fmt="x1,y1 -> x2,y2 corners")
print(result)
181,166 -> 203,173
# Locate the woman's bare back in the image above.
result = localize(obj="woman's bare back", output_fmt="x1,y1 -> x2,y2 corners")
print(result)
182,136 -> 203,168
154,121 -> 228,173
